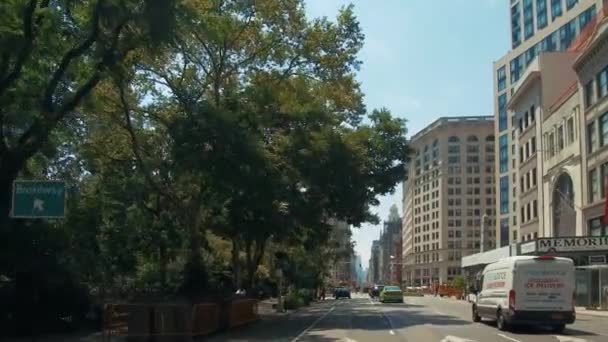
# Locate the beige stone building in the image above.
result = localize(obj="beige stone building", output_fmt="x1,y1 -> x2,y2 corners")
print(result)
402,117 -> 496,286
576,15 -> 608,237
494,0 -> 603,248
507,52 -> 582,243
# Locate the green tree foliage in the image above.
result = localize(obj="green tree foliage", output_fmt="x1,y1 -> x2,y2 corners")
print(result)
0,1 -> 410,322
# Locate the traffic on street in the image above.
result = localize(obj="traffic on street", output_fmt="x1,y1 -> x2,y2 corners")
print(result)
211,294 -> 608,342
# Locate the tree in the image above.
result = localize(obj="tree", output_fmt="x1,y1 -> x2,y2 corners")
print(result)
0,0 -> 178,226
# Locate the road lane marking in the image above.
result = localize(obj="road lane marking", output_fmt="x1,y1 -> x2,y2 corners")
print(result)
290,305 -> 335,342
440,336 -> 477,342
555,336 -> 588,342
497,333 -> 521,342
389,330 -> 395,335
343,338 -> 358,342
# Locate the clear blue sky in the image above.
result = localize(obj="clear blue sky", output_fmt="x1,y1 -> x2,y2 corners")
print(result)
304,0 -> 510,266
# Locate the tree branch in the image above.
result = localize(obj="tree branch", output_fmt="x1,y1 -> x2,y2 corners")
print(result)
117,81 -> 176,203
0,0 -> 38,98
42,0 -> 103,112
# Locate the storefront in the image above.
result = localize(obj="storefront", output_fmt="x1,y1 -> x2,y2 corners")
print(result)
519,236 -> 608,309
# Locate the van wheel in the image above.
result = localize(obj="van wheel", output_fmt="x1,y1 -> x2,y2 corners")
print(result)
496,310 -> 508,331
552,324 -> 565,333
472,305 -> 481,322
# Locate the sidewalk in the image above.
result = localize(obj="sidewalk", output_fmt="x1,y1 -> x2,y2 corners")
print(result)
576,306 -> 608,317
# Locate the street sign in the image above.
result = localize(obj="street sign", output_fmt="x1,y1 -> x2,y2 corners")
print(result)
11,180 -> 66,218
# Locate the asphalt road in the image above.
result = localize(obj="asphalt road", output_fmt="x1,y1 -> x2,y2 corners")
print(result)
209,293 -> 608,342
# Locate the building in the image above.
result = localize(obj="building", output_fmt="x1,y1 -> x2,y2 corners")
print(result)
368,240 -> 381,285
464,7 -> 608,309
507,52 -> 581,242
402,116 -> 497,286
494,0 -> 604,248
328,219 -> 354,287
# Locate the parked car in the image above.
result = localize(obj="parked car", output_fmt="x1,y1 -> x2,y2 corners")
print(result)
380,286 -> 404,303
334,287 -> 351,299
370,285 -> 384,298
471,256 -> 575,332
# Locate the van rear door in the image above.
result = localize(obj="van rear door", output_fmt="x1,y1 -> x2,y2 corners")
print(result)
513,256 -> 574,312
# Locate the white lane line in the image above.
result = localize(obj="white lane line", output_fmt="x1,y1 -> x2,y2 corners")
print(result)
290,305 -> 335,342
389,330 -> 395,335
435,311 -> 445,315
440,336 -> 477,342
497,333 -> 522,342
555,336 -> 588,342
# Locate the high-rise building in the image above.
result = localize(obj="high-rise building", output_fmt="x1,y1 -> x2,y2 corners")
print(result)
402,116 -> 497,286
369,240 -> 381,284
493,0 -> 604,247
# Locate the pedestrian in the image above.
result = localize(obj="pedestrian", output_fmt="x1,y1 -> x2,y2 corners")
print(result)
321,288 -> 326,300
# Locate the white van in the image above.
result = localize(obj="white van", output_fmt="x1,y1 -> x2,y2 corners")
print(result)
471,256 -> 575,332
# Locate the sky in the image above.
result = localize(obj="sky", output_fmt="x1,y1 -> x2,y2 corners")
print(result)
304,0 -> 511,266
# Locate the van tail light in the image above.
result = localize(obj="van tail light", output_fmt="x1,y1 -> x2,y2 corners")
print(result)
535,256 -> 555,260
508,290 -> 516,311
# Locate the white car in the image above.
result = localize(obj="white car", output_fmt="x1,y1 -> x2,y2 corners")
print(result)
471,256 -> 575,332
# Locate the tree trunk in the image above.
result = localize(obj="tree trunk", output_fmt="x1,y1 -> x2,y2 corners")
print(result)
244,238 -> 267,290
159,245 -> 167,291
231,237 -> 242,290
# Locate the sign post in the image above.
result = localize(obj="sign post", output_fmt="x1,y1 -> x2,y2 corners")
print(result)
11,181 -> 66,218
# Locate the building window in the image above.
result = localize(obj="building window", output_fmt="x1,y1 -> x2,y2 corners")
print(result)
537,0 -> 548,29
499,94 -> 508,132
551,0 -> 562,19
521,206 -> 526,223
497,66 -> 507,92
548,132 -> 555,157
512,2 -> 522,48
598,66 -> 608,99
532,168 -> 537,186
586,80 -> 595,108
467,145 -> 479,153
526,172 -> 531,190
448,145 -> 460,154
510,55 -> 523,84
589,217 -> 605,236
448,136 -> 460,143
557,124 -> 564,151
579,5 -> 594,30
467,156 -> 479,163
533,200 -> 538,218
566,0 -> 577,10
601,113 -> 608,147
559,19 -> 576,50
541,31 -> 557,52
567,117 -> 575,144
499,134 -> 509,173
500,219 -> 509,247
589,168 -> 599,203
467,135 -> 479,142
524,0 -> 535,39
531,136 -> 536,154
448,156 -> 460,164
500,176 -> 509,214
588,121 -> 597,153
525,44 -> 539,66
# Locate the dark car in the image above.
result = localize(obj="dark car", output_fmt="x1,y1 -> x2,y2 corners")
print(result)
370,285 -> 384,298
334,287 -> 351,299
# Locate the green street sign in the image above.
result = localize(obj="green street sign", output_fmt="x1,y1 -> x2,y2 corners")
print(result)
11,180 -> 66,218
